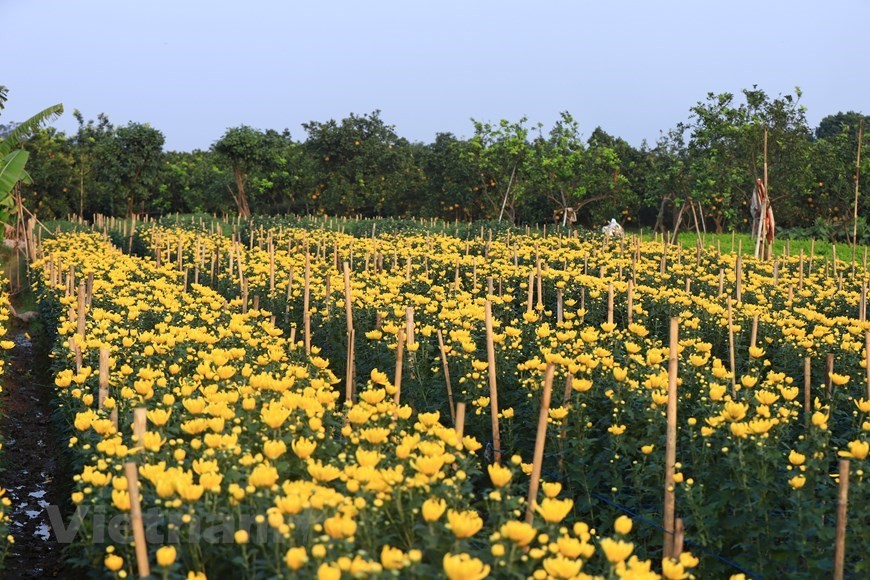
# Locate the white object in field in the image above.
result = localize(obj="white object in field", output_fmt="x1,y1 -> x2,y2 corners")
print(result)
602,218 -> 624,238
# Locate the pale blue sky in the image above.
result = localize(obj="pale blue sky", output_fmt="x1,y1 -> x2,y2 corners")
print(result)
3,0 -> 866,151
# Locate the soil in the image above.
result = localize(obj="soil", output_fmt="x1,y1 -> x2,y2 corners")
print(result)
0,310 -> 76,577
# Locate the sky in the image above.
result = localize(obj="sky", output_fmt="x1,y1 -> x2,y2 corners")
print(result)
3,1 -> 867,152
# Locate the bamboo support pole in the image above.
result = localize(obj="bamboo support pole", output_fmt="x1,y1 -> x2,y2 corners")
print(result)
133,408 -> 147,448
525,363 -> 555,524
345,329 -> 355,404
663,317 -> 680,559
607,281 -> 614,325
437,329 -> 455,422
527,270 -> 534,312
405,306 -> 415,348
303,251 -> 311,355
76,282 -> 86,337
556,288 -> 563,323
750,315 -> 759,349
455,403 -> 466,440
866,332 -> 870,401
826,353 -> 835,397
673,518 -> 685,559
804,357 -> 812,428
98,347 -> 109,407
485,300 -> 502,464
833,459 -> 850,580
727,299 -> 736,397
393,329 -> 405,406
124,461 -> 150,578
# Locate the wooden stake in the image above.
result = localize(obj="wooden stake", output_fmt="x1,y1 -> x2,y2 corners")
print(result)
98,347 -> 109,408
124,461 -> 150,578
527,270 -> 534,312
833,459 -> 850,580
727,298 -> 736,397
405,306 -> 415,348
455,402 -> 466,440
865,331 -> 870,401
626,280 -> 634,325
345,329 -> 355,404
303,251 -> 311,355
76,282 -> 86,337
133,408 -> 147,448
673,518 -> 685,558
393,329 -> 405,406
525,363 -> 555,524
485,300 -> 502,464
750,315 -> 759,349
607,281 -> 614,326
826,353 -> 835,397
436,329 -> 455,422
663,317 -> 680,559
804,357 -> 812,428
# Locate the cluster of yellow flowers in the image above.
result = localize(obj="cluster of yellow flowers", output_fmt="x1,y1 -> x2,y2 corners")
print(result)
0,277 -> 13,559
34,231 -> 713,579
33,221 -> 870,577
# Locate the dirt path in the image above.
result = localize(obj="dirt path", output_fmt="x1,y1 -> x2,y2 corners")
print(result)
0,320 -> 67,577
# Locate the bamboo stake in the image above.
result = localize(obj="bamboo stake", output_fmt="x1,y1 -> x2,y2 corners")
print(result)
98,347 -> 109,408
124,461 -> 150,578
627,280 -> 634,325
405,306 -> 415,348
437,329 -> 455,422
525,363 -> 555,524
804,357 -> 812,428
663,317 -> 680,559
76,282 -> 86,337
727,298 -> 736,397
673,518 -> 685,558
607,281 -> 614,325
345,328 -> 355,404
556,288 -> 563,323
455,402 -> 466,440
485,300 -> 502,464
833,459 -> 850,580
393,329 -> 405,406
133,408 -> 147,448
527,270 -> 534,312
750,315 -> 759,349
826,353 -> 835,397
303,250 -> 311,355
866,331 -> 870,401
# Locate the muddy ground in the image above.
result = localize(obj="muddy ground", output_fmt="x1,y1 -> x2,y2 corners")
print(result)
0,311 -> 81,577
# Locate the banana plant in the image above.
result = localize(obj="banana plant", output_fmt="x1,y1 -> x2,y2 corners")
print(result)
0,85 -> 63,226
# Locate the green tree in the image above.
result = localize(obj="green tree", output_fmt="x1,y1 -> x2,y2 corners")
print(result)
213,126 -> 292,217
421,133 -> 482,220
302,111 -> 421,217
466,117 -> 532,223
17,127 -> 77,219
104,122 -> 165,216
0,86 -> 63,225
71,110 -> 114,217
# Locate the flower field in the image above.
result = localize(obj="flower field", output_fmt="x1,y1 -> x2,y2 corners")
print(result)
28,218 -> 870,578
0,274 -> 12,565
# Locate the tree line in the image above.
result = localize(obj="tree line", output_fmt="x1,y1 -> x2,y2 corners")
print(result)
3,86 -> 868,239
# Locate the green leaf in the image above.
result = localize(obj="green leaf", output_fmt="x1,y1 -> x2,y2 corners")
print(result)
0,149 -> 29,196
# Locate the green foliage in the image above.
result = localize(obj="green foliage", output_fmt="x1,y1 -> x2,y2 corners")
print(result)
0,86 -> 63,224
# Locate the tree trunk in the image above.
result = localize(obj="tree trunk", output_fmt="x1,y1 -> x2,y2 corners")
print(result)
233,166 -> 251,218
